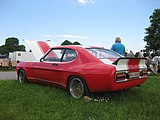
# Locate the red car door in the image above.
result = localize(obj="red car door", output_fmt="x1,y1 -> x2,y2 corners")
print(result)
55,49 -> 78,86
33,49 -> 64,84
33,62 -> 59,83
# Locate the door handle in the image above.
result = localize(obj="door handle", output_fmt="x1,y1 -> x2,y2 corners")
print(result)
52,63 -> 58,66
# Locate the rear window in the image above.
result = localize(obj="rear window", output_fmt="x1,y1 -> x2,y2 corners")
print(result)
86,48 -> 121,59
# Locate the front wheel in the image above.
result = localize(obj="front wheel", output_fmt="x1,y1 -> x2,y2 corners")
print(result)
18,69 -> 28,83
68,77 -> 89,99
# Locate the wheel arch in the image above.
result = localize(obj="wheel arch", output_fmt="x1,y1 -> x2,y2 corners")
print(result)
67,75 -> 91,93
17,68 -> 28,83
17,68 -> 25,78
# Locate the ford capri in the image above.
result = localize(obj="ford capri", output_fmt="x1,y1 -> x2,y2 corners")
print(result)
16,44 -> 148,98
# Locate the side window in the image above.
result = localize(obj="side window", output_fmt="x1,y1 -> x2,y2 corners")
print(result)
43,49 -> 64,62
62,49 -> 77,62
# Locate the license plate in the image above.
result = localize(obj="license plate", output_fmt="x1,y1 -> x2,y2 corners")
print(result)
129,72 -> 140,78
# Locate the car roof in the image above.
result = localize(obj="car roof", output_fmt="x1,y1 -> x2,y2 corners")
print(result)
52,45 -> 106,50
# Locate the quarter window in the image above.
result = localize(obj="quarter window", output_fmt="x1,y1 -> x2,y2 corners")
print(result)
62,49 -> 77,62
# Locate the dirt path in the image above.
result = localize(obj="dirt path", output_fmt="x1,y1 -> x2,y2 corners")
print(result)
0,71 -> 17,80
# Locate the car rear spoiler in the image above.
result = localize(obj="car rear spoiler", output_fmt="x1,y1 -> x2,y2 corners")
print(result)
113,58 -> 147,71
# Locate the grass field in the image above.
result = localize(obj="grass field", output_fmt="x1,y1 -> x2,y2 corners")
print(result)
0,75 -> 160,120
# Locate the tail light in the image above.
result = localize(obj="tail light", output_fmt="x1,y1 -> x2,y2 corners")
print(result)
116,69 -> 147,82
116,72 -> 127,82
140,69 -> 148,77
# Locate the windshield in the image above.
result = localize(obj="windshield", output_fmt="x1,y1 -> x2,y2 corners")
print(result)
86,48 -> 121,59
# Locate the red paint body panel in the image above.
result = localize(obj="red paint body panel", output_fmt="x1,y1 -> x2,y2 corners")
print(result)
16,45 -> 148,93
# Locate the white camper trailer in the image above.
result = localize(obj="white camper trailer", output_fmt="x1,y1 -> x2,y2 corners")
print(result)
9,51 -> 36,62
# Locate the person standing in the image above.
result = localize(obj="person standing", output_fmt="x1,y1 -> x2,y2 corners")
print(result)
150,52 -> 159,75
111,37 -> 125,55
143,52 -> 151,70
138,50 -> 144,58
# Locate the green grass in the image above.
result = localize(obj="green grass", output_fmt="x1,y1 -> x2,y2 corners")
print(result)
0,75 -> 160,120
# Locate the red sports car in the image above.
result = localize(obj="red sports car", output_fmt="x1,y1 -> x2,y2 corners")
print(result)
16,43 -> 148,98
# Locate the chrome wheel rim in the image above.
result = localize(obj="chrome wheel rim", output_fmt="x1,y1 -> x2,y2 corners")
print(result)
69,78 -> 84,98
19,71 -> 25,83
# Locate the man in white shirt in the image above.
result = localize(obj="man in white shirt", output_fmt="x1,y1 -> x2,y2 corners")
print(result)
151,53 -> 159,74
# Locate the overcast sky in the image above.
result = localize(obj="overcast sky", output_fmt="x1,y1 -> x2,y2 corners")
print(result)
0,0 -> 160,53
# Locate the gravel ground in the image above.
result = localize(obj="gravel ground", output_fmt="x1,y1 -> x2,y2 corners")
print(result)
0,71 -> 17,80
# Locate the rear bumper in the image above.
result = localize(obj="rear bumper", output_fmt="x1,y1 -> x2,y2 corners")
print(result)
110,77 -> 147,91
89,77 -> 147,93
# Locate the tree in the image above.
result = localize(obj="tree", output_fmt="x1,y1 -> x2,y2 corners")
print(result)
144,9 -> 160,52
61,40 -> 72,45
72,41 -> 81,45
0,37 -> 26,54
61,40 -> 82,46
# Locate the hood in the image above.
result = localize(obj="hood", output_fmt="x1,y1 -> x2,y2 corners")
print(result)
25,40 -> 54,61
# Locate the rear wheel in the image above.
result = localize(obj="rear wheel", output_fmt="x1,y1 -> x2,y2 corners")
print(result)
18,69 -> 28,83
68,76 -> 89,99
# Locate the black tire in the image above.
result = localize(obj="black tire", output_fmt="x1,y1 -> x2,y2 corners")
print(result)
18,69 -> 28,83
68,76 -> 89,99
